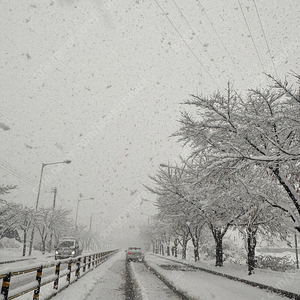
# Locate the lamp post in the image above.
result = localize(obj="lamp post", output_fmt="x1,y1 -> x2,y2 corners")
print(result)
159,163 -> 187,171
75,197 -> 94,229
89,212 -> 103,231
29,159 -> 71,256
48,187 -> 57,253
35,160 -> 71,210
295,233 -> 299,269
140,198 -> 157,205
88,212 -> 103,251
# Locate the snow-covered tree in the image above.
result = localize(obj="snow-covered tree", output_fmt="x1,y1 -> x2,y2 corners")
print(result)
35,206 -> 73,254
18,206 -> 34,256
0,199 -> 22,241
0,185 -> 16,195
174,75 -> 300,233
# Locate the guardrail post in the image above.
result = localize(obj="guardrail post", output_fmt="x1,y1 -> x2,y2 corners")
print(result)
92,254 -> 95,268
88,255 -> 91,270
83,256 -> 86,273
1,272 -> 11,300
53,262 -> 60,290
75,257 -> 81,279
67,260 -> 72,284
33,266 -> 43,300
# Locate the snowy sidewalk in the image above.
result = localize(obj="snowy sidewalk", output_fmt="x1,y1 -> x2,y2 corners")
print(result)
145,254 -> 300,300
43,251 -> 124,300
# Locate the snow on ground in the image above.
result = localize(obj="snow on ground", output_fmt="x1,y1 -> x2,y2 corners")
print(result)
68,252 -> 126,300
146,253 -> 300,297
130,262 -> 150,300
0,249 -> 122,300
0,238 -> 44,263
1,247 -> 300,300
130,261 -> 181,300
40,251 -> 122,300
146,254 -> 294,300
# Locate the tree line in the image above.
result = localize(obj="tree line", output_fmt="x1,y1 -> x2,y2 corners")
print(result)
0,185 -> 98,256
141,74 -> 300,275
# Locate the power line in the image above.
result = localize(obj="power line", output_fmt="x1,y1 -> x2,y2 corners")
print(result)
154,0 -> 224,92
252,0 -> 279,78
196,0 -> 245,80
0,159 -> 36,186
237,0 -> 267,76
171,0 -> 228,82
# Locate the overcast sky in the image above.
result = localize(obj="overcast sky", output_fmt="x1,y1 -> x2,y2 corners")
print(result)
1,0 -> 299,245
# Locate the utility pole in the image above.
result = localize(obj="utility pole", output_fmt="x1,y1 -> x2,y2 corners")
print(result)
295,233 -> 299,269
49,187 -> 57,253
52,187 -> 57,210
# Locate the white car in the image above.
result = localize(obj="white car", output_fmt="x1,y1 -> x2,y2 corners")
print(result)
55,237 -> 82,260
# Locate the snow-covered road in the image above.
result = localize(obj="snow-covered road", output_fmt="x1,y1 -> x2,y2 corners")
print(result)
17,251 -> 293,300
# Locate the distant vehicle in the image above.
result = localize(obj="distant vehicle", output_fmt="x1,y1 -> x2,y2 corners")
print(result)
126,247 -> 144,262
55,237 -> 82,260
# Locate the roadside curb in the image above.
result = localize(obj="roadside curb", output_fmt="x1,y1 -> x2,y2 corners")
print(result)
148,254 -> 300,300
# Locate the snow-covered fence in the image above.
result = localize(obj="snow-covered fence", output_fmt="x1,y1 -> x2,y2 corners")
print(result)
0,249 -> 118,300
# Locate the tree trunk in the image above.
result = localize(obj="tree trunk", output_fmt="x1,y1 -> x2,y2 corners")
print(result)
215,238 -> 223,267
174,239 -> 178,258
247,227 -> 257,275
29,228 -> 34,256
49,232 -> 53,253
22,230 -> 27,257
194,247 -> 200,262
182,237 -> 187,260
188,224 -> 202,262
210,224 -> 230,267
42,234 -> 47,254
213,228 -> 224,267
272,168 -> 300,233
167,245 -> 170,256
42,240 -> 46,254
191,236 -> 200,262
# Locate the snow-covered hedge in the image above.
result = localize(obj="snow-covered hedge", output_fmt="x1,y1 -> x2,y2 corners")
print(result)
256,255 -> 295,272
0,237 -> 21,249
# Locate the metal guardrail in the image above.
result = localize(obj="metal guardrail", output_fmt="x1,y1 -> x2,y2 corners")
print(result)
0,249 -> 118,300
0,257 -> 37,265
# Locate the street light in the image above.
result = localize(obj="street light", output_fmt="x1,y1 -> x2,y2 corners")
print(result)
29,159 -> 71,256
140,198 -> 157,205
35,160 -> 71,210
75,197 -> 95,228
89,212 -> 103,231
159,163 -> 187,171
159,163 -> 170,168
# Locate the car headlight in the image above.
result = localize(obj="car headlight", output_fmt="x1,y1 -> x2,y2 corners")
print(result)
72,251 -> 75,255
55,251 -> 58,255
